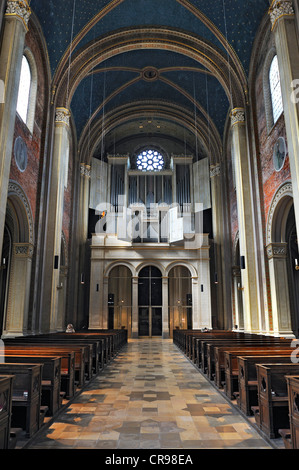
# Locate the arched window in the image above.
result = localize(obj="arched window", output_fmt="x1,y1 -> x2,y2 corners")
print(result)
17,55 -> 31,123
269,55 -> 283,125
16,50 -> 37,132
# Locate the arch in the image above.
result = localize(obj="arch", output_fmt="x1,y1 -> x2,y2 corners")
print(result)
79,100 -> 222,166
136,261 -> 166,277
7,181 -> 34,245
54,28 -> 246,116
166,261 -> 197,278
104,260 -> 135,277
266,182 -> 293,245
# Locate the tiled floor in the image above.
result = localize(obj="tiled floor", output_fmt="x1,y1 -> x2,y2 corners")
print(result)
28,338 -> 272,449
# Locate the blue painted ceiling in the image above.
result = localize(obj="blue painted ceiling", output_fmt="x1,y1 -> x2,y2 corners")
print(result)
30,0 -> 269,155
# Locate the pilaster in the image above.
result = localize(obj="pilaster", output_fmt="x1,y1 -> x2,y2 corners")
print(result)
230,107 -> 261,333
0,0 -> 31,252
266,242 -> 295,337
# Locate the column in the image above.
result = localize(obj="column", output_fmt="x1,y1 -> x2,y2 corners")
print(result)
131,276 -> 139,338
77,163 -> 90,320
4,242 -> 33,336
89,251 -> 105,330
266,242 -> 294,337
198,242 -> 213,329
269,0 -> 299,241
230,108 -> 261,333
162,277 -> 169,338
102,277 -> 108,329
232,265 -> 244,330
191,277 -> 200,329
0,0 -> 31,252
210,163 -> 225,329
41,107 -> 70,332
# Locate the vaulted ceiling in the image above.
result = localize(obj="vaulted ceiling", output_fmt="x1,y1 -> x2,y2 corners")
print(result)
30,0 -> 270,163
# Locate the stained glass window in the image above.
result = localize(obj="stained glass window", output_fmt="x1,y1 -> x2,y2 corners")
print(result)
136,149 -> 164,171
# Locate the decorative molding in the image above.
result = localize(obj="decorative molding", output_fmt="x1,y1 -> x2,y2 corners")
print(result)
230,108 -> 245,126
269,0 -> 295,30
266,182 -> 293,245
61,231 -> 68,268
5,0 -> 31,31
266,242 -> 288,259
210,164 -> 221,178
55,107 -> 70,126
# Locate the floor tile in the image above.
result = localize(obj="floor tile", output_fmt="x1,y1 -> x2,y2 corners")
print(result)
28,338 -> 273,450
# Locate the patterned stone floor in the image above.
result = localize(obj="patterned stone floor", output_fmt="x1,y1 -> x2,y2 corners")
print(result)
28,339 -> 272,450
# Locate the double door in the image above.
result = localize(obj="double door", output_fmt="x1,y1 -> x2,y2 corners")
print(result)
138,307 -> 162,337
138,266 -> 162,337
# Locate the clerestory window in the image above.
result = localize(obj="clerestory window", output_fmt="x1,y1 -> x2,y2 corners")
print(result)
16,50 -> 38,133
269,55 -> 283,125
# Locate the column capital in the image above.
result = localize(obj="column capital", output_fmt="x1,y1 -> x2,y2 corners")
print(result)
230,108 -> 245,127
5,0 -> 31,31
266,242 -> 288,259
268,0 -> 295,30
14,242 -> 34,258
210,163 -> 221,178
55,107 -> 71,127
269,0 -> 295,30
80,163 -> 91,178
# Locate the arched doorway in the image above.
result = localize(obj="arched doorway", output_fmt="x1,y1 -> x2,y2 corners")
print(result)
0,225 -> 12,335
168,266 -> 192,335
108,265 -> 132,335
138,266 -> 162,337
286,205 -> 299,337
266,184 -> 296,337
1,183 -> 34,337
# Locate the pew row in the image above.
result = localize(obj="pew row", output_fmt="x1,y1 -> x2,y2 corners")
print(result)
254,363 -> 299,439
0,375 -> 14,449
0,363 -> 43,438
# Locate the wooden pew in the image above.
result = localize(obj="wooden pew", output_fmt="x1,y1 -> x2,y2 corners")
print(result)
49,333 -> 105,371
224,350 -> 294,400
0,355 -> 62,416
0,375 -> 14,449
205,338 -> 291,379
283,375 -> 299,449
192,332 -> 252,365
2,346 -> 75,399
237,354 -> 295,416
0,363 -> 43,438
255,363 -> 299,439
3,340 -> 87,390
213,342 -> 292,388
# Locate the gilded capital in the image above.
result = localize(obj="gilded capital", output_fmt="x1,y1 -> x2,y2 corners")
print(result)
210,164 -> 221,178
5,0 -> 31,31
55,107 -> 70,126
269,0 -> 294,30
80,163 -> 91,178
230,108 -> 245,126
